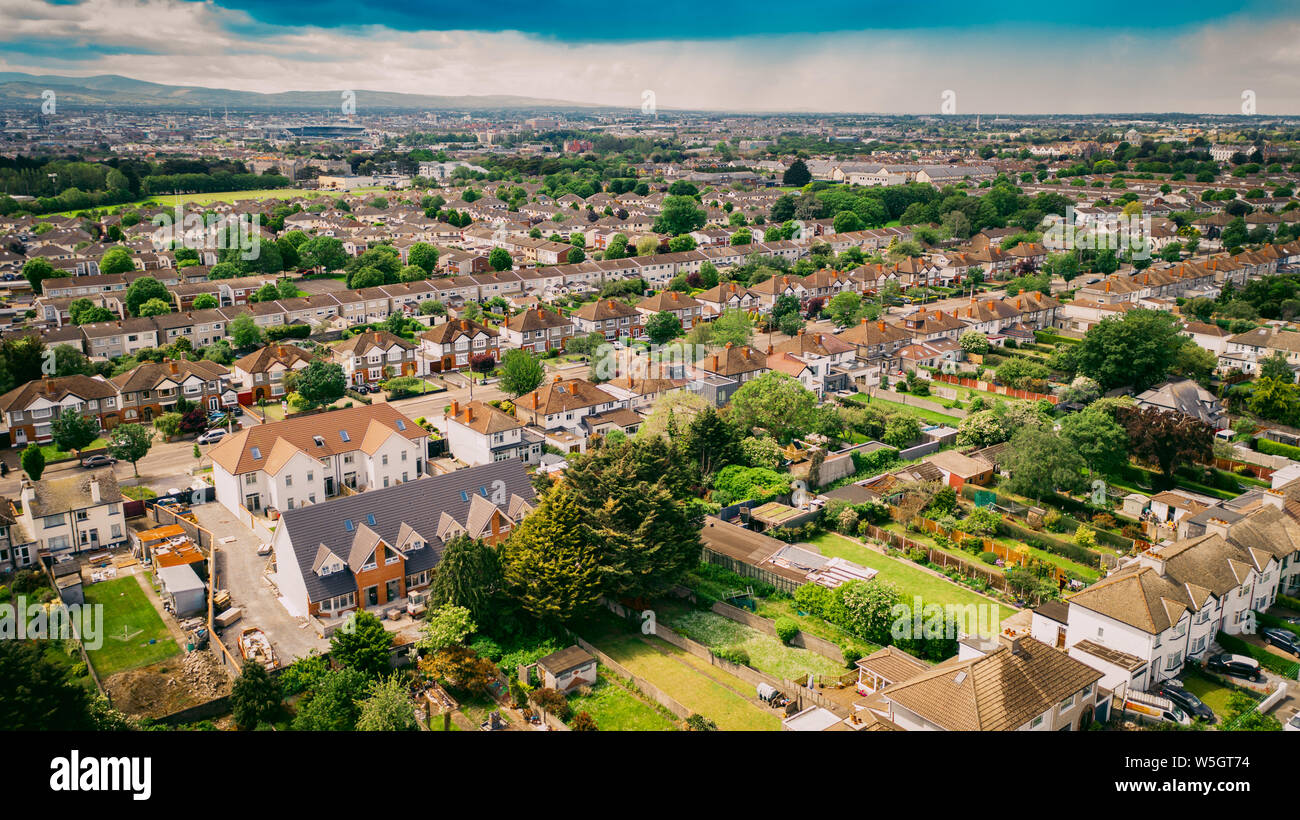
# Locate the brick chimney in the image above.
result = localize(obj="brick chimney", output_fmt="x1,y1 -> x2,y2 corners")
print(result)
169,360 -> 179,374
1205,518 -> 1231,538
449,399 -> 459,417
1264,489 -> 1285,510
89,478 -> 101,504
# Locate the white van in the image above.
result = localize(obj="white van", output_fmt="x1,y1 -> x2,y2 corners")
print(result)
1123,691 -> 1192,727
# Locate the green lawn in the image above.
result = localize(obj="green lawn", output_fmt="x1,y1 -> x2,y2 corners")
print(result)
587,632 -> 779,731
665,609 -> 846,680
809,531 -> 1016,624
39,438 -> 108,463
1180,669 -> 1260,722
566,675 -> 677,731
82,576 -> 180,677
844,394 -> 961,426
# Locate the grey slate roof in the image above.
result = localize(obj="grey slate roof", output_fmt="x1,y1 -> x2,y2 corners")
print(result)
277,459 -> 535,604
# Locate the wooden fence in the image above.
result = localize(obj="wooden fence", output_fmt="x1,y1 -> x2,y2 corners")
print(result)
859,521 -> 1015,594
930,372 -> 1058,404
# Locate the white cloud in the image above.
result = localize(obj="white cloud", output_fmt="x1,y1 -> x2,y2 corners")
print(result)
0,0 -> 1298,113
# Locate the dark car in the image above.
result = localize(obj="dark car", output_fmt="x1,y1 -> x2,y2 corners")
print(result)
1151,681 -> 1215,723
1206,653 -> 1264,682
354,384 -> 370,394
80,454 -> 117,469
1262,627 -> 1300,658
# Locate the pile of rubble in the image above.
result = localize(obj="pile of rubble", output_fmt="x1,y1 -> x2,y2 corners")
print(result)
179,649 -> 232,700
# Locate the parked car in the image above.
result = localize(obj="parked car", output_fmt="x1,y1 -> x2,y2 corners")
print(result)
1150,681 -> 1215,723
196,429 -> 227,445
1286,713 -> 1300,732
1262,627 -> 1300,658
79,454 -> 117,469
354,383 -> 370,394
1206,653 -> 1264,682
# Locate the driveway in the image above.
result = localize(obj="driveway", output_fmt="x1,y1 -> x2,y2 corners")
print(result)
191,502 -> 327,665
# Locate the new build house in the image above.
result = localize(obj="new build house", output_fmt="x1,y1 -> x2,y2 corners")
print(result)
209,404 -> 429,516
270,460 -> 534,620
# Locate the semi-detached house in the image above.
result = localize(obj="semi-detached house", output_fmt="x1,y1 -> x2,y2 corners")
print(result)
209,403 -> 429,517
270,460 -> 534,620
1033,500 -> 1300,694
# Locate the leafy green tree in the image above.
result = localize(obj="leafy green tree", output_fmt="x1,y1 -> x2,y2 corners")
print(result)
107,423 -> 153,476
251,282 -> 278,303
0,640 -> 94,729
710,309 -> 754,347
291,668 -> 368,731
1075,309 -> 1182,391
682,406 -> 742,479
728,371 -> 817,442
1059,406 -> 1129,477
827,291 -> 862,327
500,349 -> 544,397
836,579 -> 901,646
51,411 -> 99,456
229,314 -> 263,349
286,360 -> 346,409
645,311 -> 682,345
191,293 -> 218,310
418,605 -> 476,653
137,298 -> 172,317
711,465 -> 790,505
429,535 -> 502,624
230,661 -> 282,730
1259,350 -> 1294,382
329,611 -> 393,679
408,243 -> 439,274
300,236 -> 348,273
999,426 -> 1087,500
153,411 -> 183,440
207,262 -> 242,280
124,276 -> 170,316
653,195 -> 706,235
23,258 -> 67,294
488,247 -> 513,271
20,443 -> 44,480
356,674 -> 418,731
882,414 -> 921,448
99,247 -> 135,275
500,483 -> 607,623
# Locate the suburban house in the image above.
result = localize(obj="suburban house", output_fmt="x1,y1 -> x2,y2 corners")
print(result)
16,469 -> 128,559
1133,379 -> 1226,428
209,403 -> 430,516
418,318 -> 500,373
110,358 -> 237,422
0,374 -> 120,447
571,299 -> 644,341
513,376 -> 625,452
269,460 -> 534,620
1036,500 -> 1300,692
232,343 -> 313,402
858,632 -> 1104,731
444,399 -> 542,466
499,307 -> 574,354
636,290 -> 705,331
330,330 -> 419,386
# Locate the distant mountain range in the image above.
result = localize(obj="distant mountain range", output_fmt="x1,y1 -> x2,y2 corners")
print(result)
0,72 -> 608,111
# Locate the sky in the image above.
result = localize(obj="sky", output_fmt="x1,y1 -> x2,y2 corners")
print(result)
1,0 -> 1300,114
